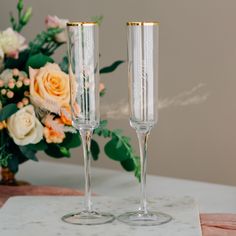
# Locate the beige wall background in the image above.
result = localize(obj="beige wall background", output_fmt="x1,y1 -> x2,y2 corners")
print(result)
1,0 -> 236,185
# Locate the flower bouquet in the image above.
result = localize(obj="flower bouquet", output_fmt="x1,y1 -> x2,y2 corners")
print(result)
0,0 -> 140,185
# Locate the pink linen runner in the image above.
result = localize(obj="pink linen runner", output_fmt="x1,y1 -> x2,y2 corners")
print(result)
201,213 -> 236,236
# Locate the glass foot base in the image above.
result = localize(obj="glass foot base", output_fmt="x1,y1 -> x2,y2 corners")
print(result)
62,210 -> 115,225
117,210 -> 172,226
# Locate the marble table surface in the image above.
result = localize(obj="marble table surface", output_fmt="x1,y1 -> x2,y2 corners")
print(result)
15,160 -> 236,213
0,196 -> 201,236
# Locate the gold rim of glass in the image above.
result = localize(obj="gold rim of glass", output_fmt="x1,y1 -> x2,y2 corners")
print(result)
67,22 -> 98,26
127,21 -> 160,26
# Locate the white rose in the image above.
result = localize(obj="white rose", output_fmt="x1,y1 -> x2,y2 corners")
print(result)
0,46 -> 4,60
7,105 -> 43,145
0,28 -> 27,59
0,54 -> 4,73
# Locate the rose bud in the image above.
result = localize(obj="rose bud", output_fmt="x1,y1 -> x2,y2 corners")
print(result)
23,78 -> 30,86
16,80 -> 23,88
99,83 -> 105,92
8,81 -> 15,89
0,79 -> 4,87
24,91 -> 30,97
18,75 -> 24,81
7,91 -> 14,98
9,78 -> 16,83
12,68 -> 19,77
22,97 -> 29,105
17,102 -> 24,109
1,89 -> 7,95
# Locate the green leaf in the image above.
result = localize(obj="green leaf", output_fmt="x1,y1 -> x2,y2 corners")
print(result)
115,139 -> 123,149
1,139 -> 29,173
134,156 -> 141,182
19,146 -> 38,161
94,120 -> 111,137
21,7 -> 32,25
17,0 -> 24,11
120,158 -> 135,171
59,146 -> 70,157
25,53 -> 54,72
0,104 -> 18,121
102,129 -> 111,138
104,138 -> 130,161
99,120 -> 108,128
59,55 -> 68,73
29,28 -> 63,56
7,155 -> 19,174
99,89 -> 106,97
45,144 -> 70,158
62,132 -> 81,149
91,15 -> 103,26
26,140 -> 47,151
100,60 -> 124,74
91,139 -> 100,160
4,50 -> 29,70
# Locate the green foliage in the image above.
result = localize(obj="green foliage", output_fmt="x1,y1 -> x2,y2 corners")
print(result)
104,138 -> 130,161
20,7 -> 32,25
25,53 -> 54,72
59,55 -> 69,73
91,139 -> 100,160
43,133 -> 81,159
10,0 -> 32,32
29,28 -> 63,56
120,158 -> 135,171
94,120 -> 140,180
45,144 -> 70,158
0,139 -> 13,168
61,132 -> 81,149
0,1 -> 139,181
19,146 -> 38,161
0,104 -> 18,122
7,155 -> 19,173
25,140 -> 48,151
99,89 -> 106,97
134,156 -> 141,181
100,60 -> 124,74
4,50 -> 29,70
59,146 -> 70,157
91,15 -> 104,26
44,132 -> 81,159
0,137 -> 29,173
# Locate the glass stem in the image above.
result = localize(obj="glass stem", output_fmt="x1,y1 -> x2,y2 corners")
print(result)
137,130 -> 150,214
80,128 -> 93,212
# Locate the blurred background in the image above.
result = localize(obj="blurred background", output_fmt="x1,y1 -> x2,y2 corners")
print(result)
1,0 -> 236,186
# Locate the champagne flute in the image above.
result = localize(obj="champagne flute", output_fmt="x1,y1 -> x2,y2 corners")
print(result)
62,22 -> 115,225
117,22 -> 172,226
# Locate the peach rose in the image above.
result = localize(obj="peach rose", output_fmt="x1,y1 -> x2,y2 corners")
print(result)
43,114 -> 65,143
44,127 -> 65,143
29,63 -> 70,114
60,105 -> 72,126
0,121 -> 7,130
